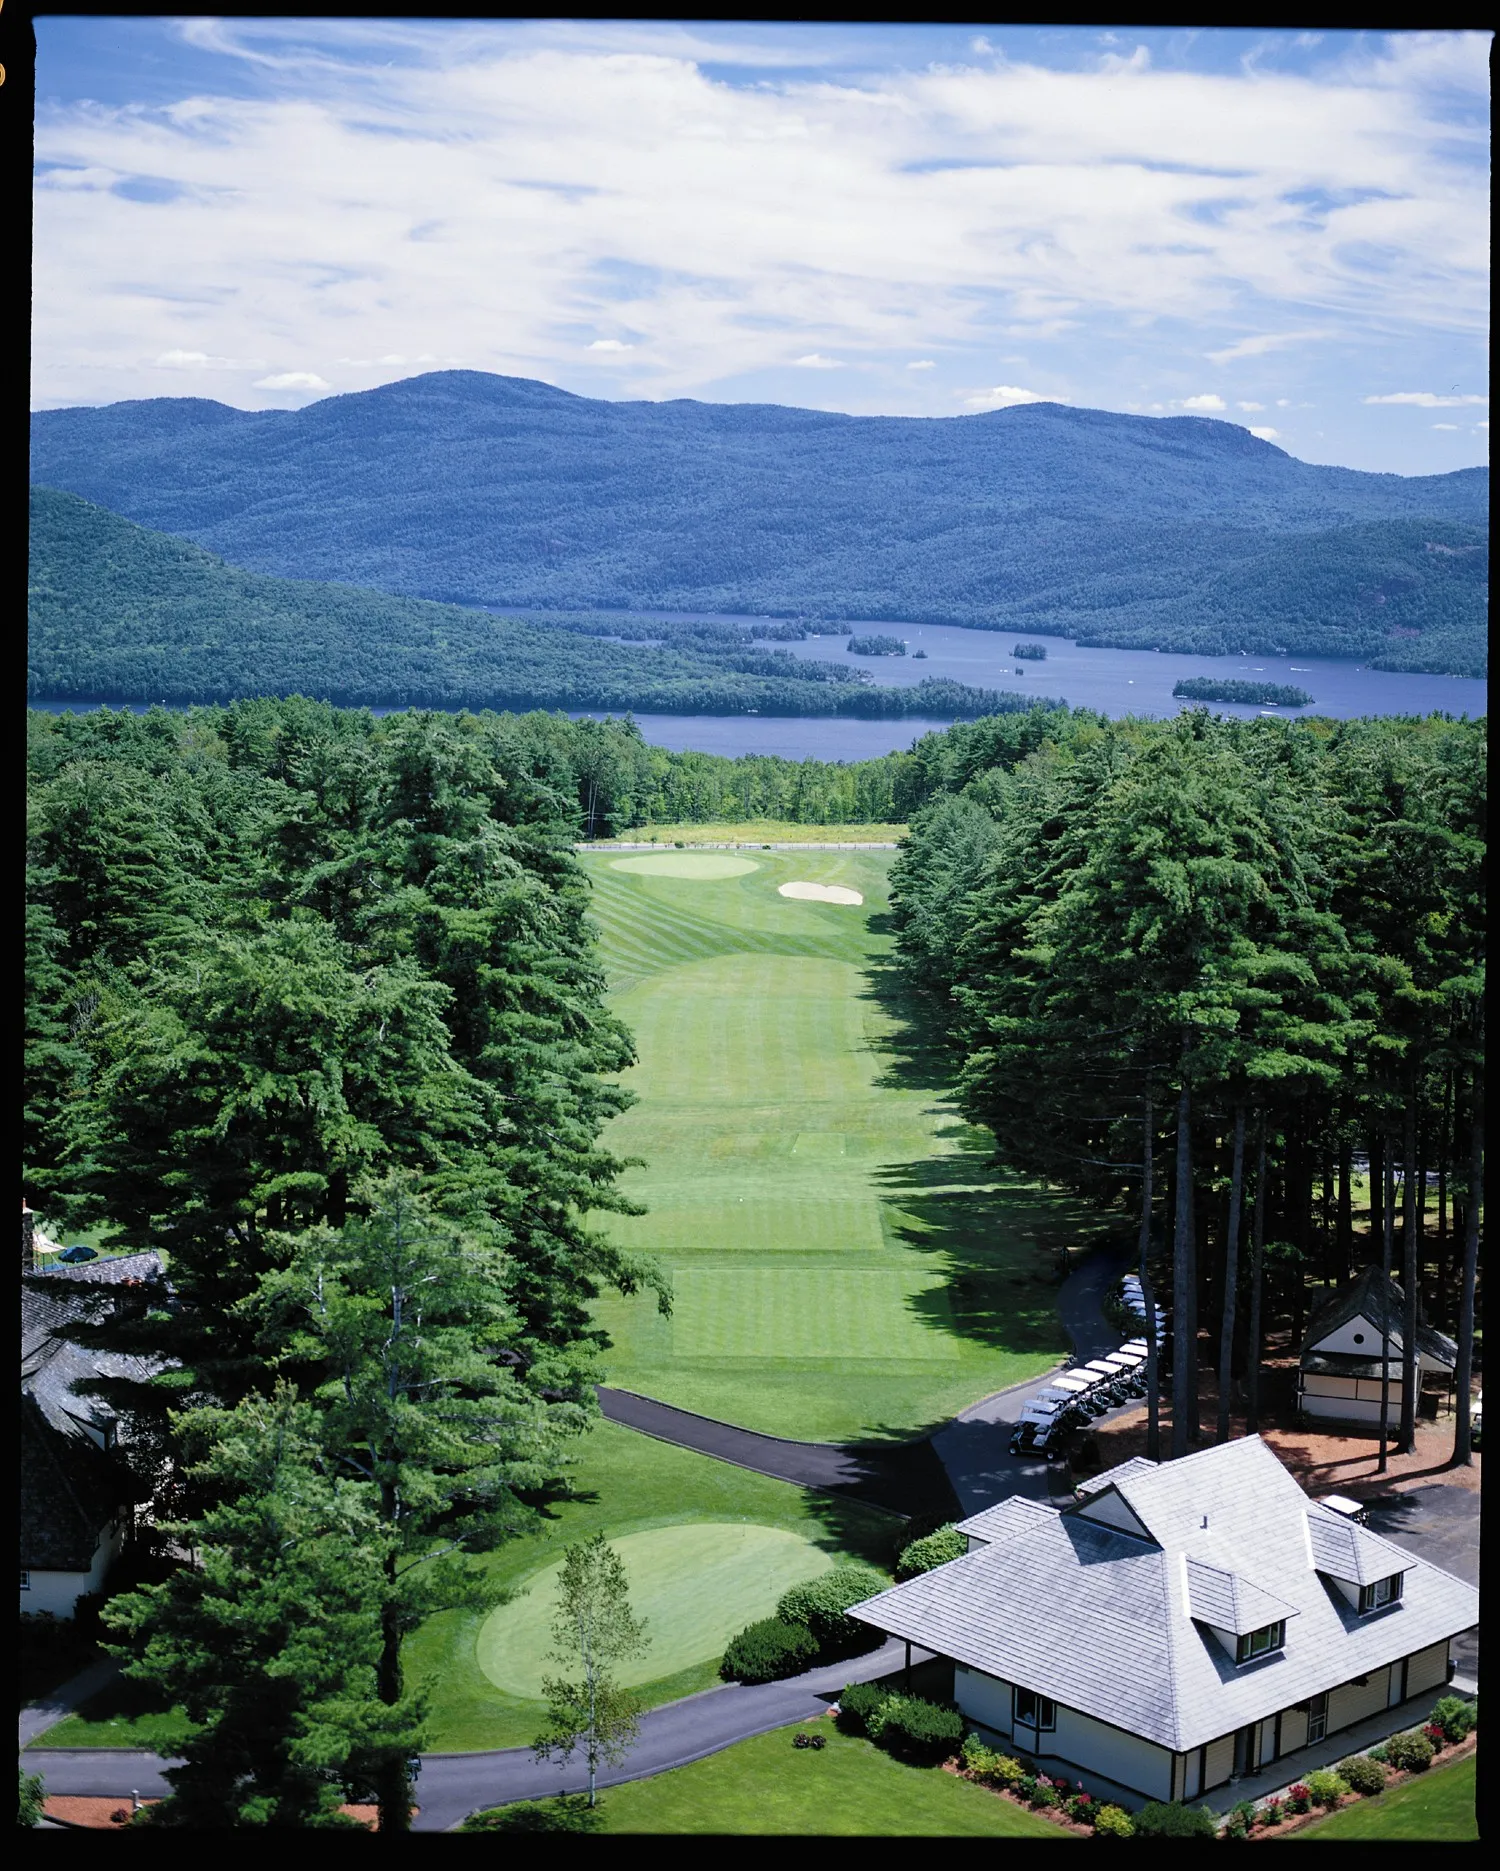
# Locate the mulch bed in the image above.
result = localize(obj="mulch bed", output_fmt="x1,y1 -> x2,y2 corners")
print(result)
940,1762 -> 1094,1834
42,1797 -> 388,1829
1241,1730 -> 1478,1839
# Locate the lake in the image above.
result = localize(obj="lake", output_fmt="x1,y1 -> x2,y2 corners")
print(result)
29,624 -> 1485,763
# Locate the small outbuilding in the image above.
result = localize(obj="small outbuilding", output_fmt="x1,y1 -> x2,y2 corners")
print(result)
1298,1265 -> 1457,1432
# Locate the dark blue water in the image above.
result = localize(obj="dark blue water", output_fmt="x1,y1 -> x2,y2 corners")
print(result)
29,625 -> 1485,763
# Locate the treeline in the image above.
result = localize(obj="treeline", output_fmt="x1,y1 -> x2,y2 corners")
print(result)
1173,679 -> 1311,706
25,697 -> 672,1827
888,706 -> 1484,1463
27,487 -> 1034,721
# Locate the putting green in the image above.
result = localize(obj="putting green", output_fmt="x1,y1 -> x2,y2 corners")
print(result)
610,853 -> 761,879
476,1523 -> 833,1698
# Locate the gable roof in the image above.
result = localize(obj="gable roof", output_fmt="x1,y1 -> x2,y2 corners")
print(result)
851,1435 -> 1478,1753
1302,1265 -> 1457,1368
22,1256 -> 164,1442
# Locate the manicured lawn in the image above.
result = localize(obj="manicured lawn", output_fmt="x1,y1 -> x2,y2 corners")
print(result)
40,1423 -> 897,1754
581,846 -> 1089,1440
1289,1754 -> 1477,1840
594,1718 -> 1073,1835
590,820 -> 907,846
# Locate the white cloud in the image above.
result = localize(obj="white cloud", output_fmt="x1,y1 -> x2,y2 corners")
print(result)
906,359 -> 936,370
1206,330 -> 1329,365
253,371 -> 332,390
1431,422 -> 1459,430
1181,393 -> 1227,411
964,384 -> 1049,407
153,348 -> 266,369
1249,426 -> 1280,440
1363,390 -> 1488,407
1237,400 -> 1265,410
587,338 -> 632,352
794,354 -> 842,369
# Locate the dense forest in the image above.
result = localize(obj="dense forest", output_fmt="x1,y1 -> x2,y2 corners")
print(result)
887,706 -> 1484,1465
30,371 -> 1488,676
25,698 -> 683,1826
1173,679 -> 1312,707
27,487 -> 1035,722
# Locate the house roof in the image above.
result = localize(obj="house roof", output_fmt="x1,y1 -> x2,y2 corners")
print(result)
1302,1265 -> 1457,1369
956,1496 -> 1059,1547
1076,1456 -> 1157,1498
20,1395 -> 128,1570
22,1256 -> 164,1443
1304,1503 -> 1414,1587
1184,1558 -> 1299,1636
850,1435 -> 1478,1754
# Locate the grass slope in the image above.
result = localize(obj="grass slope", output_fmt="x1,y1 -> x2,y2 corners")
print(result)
589,820 -> 908,845
39,1423 -> 898,1754
1289,1755 -> 1478,1841
593,1718 -> 1071,1836
583,846 -> 1085,1440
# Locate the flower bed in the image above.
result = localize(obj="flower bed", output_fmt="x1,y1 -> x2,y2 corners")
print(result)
1233,1708 -> 1478,1839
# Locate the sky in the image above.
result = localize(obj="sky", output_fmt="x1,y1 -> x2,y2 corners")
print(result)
30,18 -> 1491,475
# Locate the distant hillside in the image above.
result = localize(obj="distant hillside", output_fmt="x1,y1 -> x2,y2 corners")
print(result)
26,487 -> 1040,719
30,372 -> 1488,676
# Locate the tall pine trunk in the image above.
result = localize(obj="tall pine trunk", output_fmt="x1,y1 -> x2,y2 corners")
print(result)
1217,1107 -> 1246,1444
1336,1145 -> 1353,1287
375,1504 -> 411,1831
1246,1116 -> 1267,1434
1140,1096 -> 1161,1463
1171,1039 -> 1193,1461
1378,1144 -> 1395,1473
1451,1072 -> 1482,1466
1369,1130 -> 1385,1251
1400,1090 -> 1420,1454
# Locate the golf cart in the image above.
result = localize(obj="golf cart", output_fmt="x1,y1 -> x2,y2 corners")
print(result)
1079,1359 -> 1132,1407
1009,1395 -> 1084,1462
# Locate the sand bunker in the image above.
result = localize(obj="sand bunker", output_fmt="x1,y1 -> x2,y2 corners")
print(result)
611,852 -> 760,880
778,880 -> 864,905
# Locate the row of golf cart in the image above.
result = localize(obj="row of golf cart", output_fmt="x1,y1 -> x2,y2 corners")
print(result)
1008,1276 -> 1169,1463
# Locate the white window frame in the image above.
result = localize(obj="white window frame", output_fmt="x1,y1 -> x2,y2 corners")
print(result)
1306,1692 -> 1328,1743
1014,1687 -> 1057,1732
20,1570 -> 31,1591
1358,1574 -> 1402,1615
1236,1621 -> 1285,1664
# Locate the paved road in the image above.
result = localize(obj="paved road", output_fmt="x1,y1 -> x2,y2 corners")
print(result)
24,1638 -> 927,1831
19,1660 -> 121,1749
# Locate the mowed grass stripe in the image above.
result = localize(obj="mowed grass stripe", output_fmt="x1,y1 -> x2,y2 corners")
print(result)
672,1267 -> 960,1362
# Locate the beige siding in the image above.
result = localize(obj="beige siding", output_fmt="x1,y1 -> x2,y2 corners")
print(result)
1279,1705 -> 1309,1753
1172,1753 -> 1187,1801
1406,1640 -> 1451,1696
954,1664 -> 1013,1739
1203,1732 -> 1236,1790
1330,1667 -> 1391,1731
1305,1373 -> 1361,1399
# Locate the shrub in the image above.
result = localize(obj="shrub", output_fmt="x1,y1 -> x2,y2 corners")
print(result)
1384,1730 -> 1435,1774
720,1617 -> 818,1684
1423,1723 -> 1447,1749
1367,1743 -> 1389,1764
1304,1769 -> 1348,1808
1133,1800 -> 1218,1838
1430,1695 -> 1478,1744
1259,1799 -> 1283,1828
19,1770 -> 46,1830
461,1796 -> 601,1832
1015,1775 -> 1038,1803
989,1754 -> 1026,1788
875,1694 -> 965,1762
792,1731 -> 826,1750
835,1680 -> 891,1735
1092,1804 -> 1134,1838
1066,1790 -> 1095,1823
775,1566 -> 887,1657
894,1526 -> 966,1581
1337,1755 -> 1388,1797
1285,1784 -> 1312,1815
1028,1781 -> 1059,1809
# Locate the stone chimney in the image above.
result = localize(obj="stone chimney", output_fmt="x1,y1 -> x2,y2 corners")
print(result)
22,1201 -> 35,1274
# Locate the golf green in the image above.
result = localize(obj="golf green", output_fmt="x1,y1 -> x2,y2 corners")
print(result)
476,1523 -> 834,1699
580,847 -> 1085,1440
610,853 -> 761,879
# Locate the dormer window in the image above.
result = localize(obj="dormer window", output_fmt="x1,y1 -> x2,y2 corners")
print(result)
1358,1574 -> 1403,1614
1235,1621 -> 1285,1664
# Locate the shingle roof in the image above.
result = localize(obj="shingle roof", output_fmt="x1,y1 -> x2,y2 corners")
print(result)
22,1261 -> 164,1442
1075,1456 -> 1157,1499
1304,1503 -> 1414,1586
956,1496 -> 1059,1546
20,1396 -> 127,1570
851,1435 -> 1478,1753
1184,1557 -> 1299,1635
1302,1265 -> 1457,1368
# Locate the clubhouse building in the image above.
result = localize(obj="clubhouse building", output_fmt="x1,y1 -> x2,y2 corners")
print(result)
851,1436 -> 1477,1809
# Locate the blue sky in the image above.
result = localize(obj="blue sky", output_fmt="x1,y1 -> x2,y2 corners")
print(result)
31,18 -> 1490,474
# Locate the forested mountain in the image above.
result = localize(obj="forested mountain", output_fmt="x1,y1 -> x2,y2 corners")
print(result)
26,486 -> 1035,720
31,372 -> 1487,675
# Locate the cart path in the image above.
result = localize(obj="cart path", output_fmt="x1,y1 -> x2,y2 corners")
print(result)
602,1239 -> 1136,1520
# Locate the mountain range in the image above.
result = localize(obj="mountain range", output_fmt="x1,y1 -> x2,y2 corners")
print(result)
30,371 -> 1488,676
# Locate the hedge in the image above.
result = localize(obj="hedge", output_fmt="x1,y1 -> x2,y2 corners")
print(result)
720,1616 -> 819,1684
